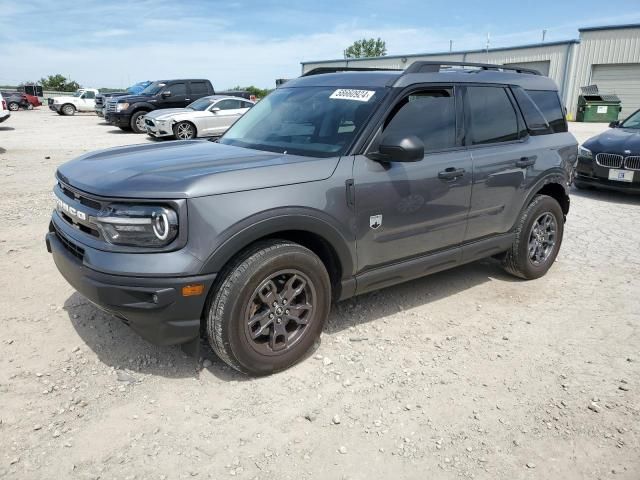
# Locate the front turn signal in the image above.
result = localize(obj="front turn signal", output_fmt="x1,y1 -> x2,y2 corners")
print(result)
182,284 -> 204,297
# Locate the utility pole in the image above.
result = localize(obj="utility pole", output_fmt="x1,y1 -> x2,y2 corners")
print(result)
449,40 -> 453,53
485,33 -> 490,54
542,29 -> 547,42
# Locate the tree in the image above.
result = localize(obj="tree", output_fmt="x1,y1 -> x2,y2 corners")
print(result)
344,38 -> 387,59
231,85 -> 273,99
39,74 -> 81,92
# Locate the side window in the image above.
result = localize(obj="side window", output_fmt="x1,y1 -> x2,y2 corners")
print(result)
169,83 -> 187,96
466,86 -> 519,145
82,91 -> 95,99
511,87 -> 551,135
382,88 -> 457,153
241,101 -> 254,109
190,82 -> 209,95
526,90 -> 568,133
216,99 -> 242,110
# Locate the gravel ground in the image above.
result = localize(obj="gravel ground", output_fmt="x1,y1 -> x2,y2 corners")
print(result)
0,109 -> 638,480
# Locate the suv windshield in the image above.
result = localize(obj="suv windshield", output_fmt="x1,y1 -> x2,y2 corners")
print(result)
219,86 -> 385,158
621,110 -> 640,129
188,97 -> 215,111
140,82 -> 167,96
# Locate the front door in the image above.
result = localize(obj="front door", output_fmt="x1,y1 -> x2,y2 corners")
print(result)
207,99 -> 245,135
354,86 -> 472,271
79,91 -> 95,111
163,82 -> 188,108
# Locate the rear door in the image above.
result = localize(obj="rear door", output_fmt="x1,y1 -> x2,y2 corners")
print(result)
462,85 -> 538,241
189,81 -> 211,102
354,85 -> 472,271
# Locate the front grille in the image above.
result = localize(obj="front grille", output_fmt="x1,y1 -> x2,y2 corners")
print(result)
53,225 -> 85,260
48,98 -> 54,106
106,101 -> 117,113
624,156 -> 640,171
60,185 -> 101,210
95,96 -> 104,107
595,153 -> 623,168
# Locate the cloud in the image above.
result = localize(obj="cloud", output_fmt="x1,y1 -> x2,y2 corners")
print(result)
94,29 -> 130,38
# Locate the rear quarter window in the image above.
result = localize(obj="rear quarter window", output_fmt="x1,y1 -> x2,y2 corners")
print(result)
526,90 -> 568,133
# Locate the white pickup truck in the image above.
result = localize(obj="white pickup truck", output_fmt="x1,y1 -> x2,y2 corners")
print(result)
51,88 -> 100,116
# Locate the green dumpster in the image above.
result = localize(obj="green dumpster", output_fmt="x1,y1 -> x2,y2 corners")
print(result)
576,85 -> 622,123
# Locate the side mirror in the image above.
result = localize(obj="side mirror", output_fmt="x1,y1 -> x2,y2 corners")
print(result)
367,134 -> 424,162
161,91 -> 171,98
609,120 -> 620,128
210,107 -> 220,113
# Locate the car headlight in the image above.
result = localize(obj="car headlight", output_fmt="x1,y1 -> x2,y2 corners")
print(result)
91,204 -> 178,247
578,146 -> 592,159
116,102 -> 129,112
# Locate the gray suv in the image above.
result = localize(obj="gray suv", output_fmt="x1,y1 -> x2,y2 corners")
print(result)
46,62 -> 577,375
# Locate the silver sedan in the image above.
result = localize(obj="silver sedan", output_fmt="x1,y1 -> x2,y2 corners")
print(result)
144,95 -> 254,140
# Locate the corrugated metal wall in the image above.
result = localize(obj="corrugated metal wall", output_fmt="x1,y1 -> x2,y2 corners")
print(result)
301,26 -> 640,120
565,27 -> 640,118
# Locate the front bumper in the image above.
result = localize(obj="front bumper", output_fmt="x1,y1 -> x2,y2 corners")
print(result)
145,120 -> 174,138
575,155 -> 640,194
105,112 -> 132,127
46,225 -> 216,346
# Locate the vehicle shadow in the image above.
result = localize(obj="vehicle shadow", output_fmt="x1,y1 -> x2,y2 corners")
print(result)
0,127 -> 15,132
571,185 -> 640,205
65,257 -> 515,382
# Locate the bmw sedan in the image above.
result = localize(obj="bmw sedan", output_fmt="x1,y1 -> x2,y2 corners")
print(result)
575,109 -> 640,193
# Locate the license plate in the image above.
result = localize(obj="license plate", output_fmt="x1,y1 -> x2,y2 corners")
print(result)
608,169 -> 634,182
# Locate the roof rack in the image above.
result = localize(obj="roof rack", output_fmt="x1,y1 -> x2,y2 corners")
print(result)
404,61 -> 541,75
302,66 -> 403,77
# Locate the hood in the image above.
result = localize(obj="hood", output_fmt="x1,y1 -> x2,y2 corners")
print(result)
111,93 -> 153,104
583,127 -> 640,155
56,141 -> 339,199
53,96 -> 76,103
145,108 -> 192,120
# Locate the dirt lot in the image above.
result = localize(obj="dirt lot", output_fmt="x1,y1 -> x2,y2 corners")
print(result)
0,109 -> 638,480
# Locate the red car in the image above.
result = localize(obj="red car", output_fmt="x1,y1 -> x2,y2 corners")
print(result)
1,91 -> 42,110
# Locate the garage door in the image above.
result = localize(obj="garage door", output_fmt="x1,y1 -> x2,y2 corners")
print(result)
504,61 -> 550,76
591,63 -> 640,118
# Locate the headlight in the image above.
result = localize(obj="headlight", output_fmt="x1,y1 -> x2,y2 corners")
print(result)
91,204 -> 178,247
578,146 -> 592,158
116,102 -> 129,112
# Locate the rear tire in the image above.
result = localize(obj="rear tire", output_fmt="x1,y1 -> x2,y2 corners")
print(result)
130,111 -> 148,133
26,103 -> 34,110
206,240 -> 331,376
502,195 -> 564,280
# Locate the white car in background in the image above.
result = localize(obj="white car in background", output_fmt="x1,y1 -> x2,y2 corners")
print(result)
143,95 -> 254,140
51,88 -> 100,116
0,93 -> 10,123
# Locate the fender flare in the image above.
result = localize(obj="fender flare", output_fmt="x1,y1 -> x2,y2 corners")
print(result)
199,208 -> 356,280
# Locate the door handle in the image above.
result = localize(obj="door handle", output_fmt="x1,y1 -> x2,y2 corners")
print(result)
438,167 -> 466,180
515,156 -> 536,168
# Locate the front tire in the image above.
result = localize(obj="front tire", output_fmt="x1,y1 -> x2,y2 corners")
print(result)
173,121 -> 196,140
502,195 -> 564,280
130,111 -> 148,133
61,104 -> 75,116
8,102 -> 19,111
206,241 -> 331,376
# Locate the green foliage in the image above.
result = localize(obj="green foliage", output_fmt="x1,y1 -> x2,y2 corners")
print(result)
39,74 -> 81,92
230,85 -> 273,98
344,38 -> 387,59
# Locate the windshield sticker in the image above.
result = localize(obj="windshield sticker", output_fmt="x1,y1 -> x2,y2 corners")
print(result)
330,89 -> 375,102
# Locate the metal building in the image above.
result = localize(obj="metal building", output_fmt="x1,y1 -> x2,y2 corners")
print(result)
300,24 -> 640,120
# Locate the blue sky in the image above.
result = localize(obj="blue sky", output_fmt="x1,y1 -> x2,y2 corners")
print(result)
1,0 -> 640,89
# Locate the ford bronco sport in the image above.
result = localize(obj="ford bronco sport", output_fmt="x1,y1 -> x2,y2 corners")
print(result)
46,62 -> 577,375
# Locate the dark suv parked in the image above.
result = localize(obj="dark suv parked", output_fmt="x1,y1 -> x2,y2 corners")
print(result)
105,79 -> 214,133
46,62 -> 577,375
